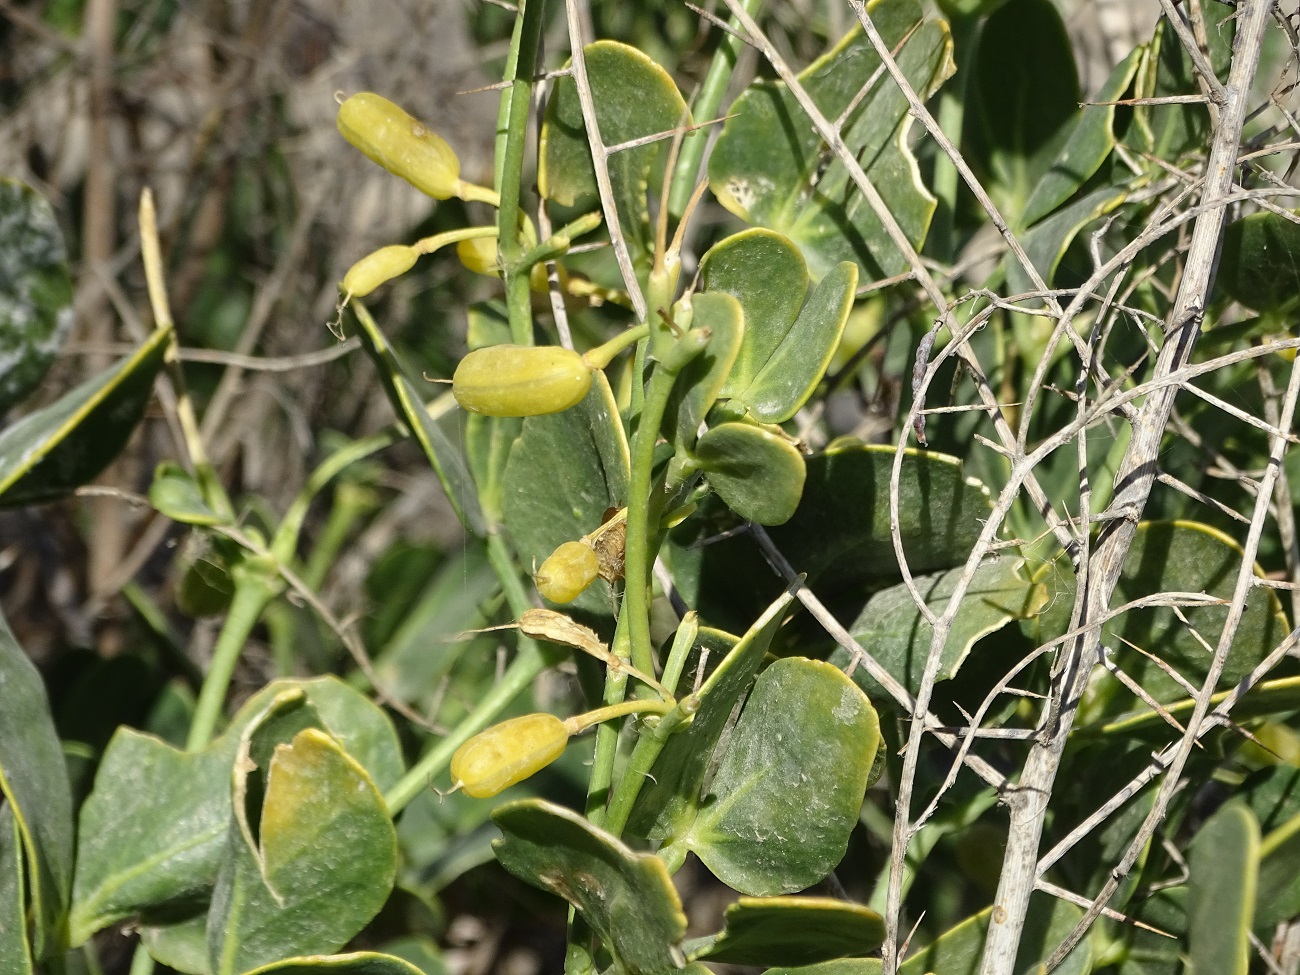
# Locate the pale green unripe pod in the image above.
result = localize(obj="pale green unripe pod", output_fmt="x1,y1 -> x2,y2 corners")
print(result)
452,345 -> 593,417
337,92 -> 461,200
451,713 -> 571,798
342,245 -> 419,297
535,540 -> 599,603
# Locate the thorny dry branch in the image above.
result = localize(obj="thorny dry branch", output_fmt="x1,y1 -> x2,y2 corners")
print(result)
688,1 -> 1300,973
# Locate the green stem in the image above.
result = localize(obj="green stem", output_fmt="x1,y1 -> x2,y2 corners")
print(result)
666,0 -> 765,218
412,224 -> 500,255
496,0 -> 547,345
585,611 -> 631,828
185,557 -> 279,752
603,693 -> 700,836
128,946 -> 154,975
519,211 -> 605,269
623,332 -> 710,678
272,428 -> 400,565
656,611 -> 698,699
566,697 -> 672,734
584,323 -> 650,370
384,532 -> 561,816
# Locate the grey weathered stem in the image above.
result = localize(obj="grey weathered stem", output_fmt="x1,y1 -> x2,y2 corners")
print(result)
977,4 -> 1275,974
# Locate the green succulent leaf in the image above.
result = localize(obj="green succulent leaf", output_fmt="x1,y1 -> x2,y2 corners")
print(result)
492,798 -> 687,975
708,0 -> 953,281
701,231 -> 810,398
695,422 -> 806,526
1216,210 -> 1300,317
1095,675 -> 1300,740
139,915 -> 208,975
0,325 -> 170,507
1019,47 -> 1143,228
150,461 -> 224,526
739,261 -> 856,422
70,728 -> 232,945
72,677 -> 403,946
0,805 -> 34,974
352,302 -> 485,536
502,373 -> 630,617
768,442 -> 992,591
688,896 -> 884,966
678,658 -> 880,895
207,725 -> 397,975
1006,185 -> 1129,295
627,589 -> 796,846
965,0 -> 1079,220
1187,803 -> 1258,975
1126,0 -> 1234,163
834,556 -> 1047,701
898,893 -> 1092,974
699,231 -> 857,422
1256,806 -> 1300,931
541,40 -> 690,270
242,953 -> 428,975
0,612 -> 72,960
0,178 -> 74,416
1100,521 -> 1287,711
665,290 -> 744,449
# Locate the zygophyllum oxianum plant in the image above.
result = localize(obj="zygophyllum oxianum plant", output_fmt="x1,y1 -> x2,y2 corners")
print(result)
4,0 -> 1300,973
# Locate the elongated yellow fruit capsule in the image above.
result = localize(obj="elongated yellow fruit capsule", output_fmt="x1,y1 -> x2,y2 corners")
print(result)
456,236 -> 499,276
457,237 -> 562,293
451,713 -> 571,798
342,245 -> 420,297
535,540 -> 600,603
337,92 -> 461,200
452,345 -> 592,417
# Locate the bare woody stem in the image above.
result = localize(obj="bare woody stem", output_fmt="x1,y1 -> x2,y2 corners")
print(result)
977,4 -> 1275,974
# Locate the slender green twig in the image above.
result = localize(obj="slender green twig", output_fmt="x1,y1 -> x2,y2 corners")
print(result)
185,559 -> 280,752
497,0 -> 547,345
602,692 -> 700,837
623,330 -> 711,678
272,428 -> 401,565
666,0 -> 764,217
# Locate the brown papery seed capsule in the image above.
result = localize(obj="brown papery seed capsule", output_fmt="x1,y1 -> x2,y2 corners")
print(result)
451,713 -> 571,799
535,540 -> 599,603
342,245 -> 419,297
452,345 -> 592,417
337,92 -> 461,200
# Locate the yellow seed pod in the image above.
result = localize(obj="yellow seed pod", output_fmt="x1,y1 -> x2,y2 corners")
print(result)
535,540 -> 600,603
337,92 -> 461,200
451,713 -> 571,799
456,236 -> 499,276
342,245 -> 419,297
452,345 -> 593,417
456,239 -> 566,294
